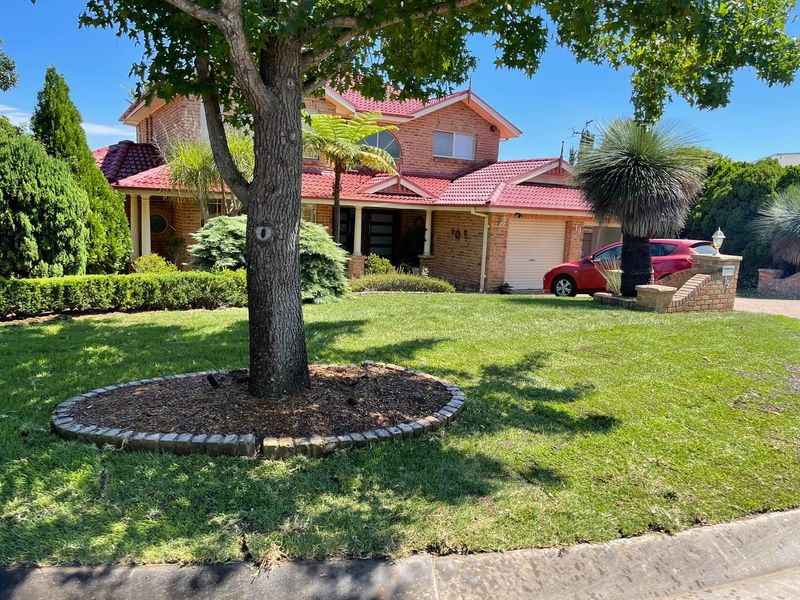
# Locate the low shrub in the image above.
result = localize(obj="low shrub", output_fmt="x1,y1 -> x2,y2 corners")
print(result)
0,271 -> 246,319
188,216 -> 348,302
130,254 -> 178,274
364,254 -> 395,275
350,273 -> 455,293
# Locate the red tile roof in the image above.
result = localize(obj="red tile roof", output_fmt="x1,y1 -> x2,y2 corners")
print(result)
94,140 -> 163,183
333,87 -> 462,117
115,164 -> 172,190
98,142 -> 588,213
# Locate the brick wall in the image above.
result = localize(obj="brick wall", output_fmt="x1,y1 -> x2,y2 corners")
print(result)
758,269 -> 800,298
139,94 -> 500,178
171,199 -> 202,268
563,220 -> 586,262
393,103 -> 499,176
485,214 -> 509,290
138,97 -> 202,152
424,211 -> 485,290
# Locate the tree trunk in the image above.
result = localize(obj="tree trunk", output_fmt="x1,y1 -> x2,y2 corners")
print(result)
620,234 -> 653,297
332,168 -> 342,244
246,37 -> 310,399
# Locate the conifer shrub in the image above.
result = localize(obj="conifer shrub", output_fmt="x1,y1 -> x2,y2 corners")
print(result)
0,127 -> 89,277
188,216 -> 348,301
31,67 -> 131,273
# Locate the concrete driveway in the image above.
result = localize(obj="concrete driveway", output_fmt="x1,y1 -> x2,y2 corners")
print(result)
735,297 -> 800,319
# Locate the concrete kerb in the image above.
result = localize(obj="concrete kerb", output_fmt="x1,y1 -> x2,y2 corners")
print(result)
51,362 -> 466,459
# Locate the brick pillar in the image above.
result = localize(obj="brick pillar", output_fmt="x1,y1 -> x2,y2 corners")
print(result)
690,253 -> 743,311
347,255 -> 366,278
563,220 -> 585,262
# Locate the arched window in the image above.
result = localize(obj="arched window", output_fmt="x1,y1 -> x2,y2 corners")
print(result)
360,131 -> 401,159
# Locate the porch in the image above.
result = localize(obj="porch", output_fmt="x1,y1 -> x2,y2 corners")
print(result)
124,194 -> 203,266
306,203 -> 433,277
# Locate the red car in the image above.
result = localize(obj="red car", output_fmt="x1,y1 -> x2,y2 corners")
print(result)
543,239 -> 716,297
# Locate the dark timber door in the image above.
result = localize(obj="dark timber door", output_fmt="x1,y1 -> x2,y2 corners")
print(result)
364,210 -> 399,261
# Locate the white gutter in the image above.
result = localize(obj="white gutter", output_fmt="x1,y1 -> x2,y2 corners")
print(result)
471,208 -> 490,293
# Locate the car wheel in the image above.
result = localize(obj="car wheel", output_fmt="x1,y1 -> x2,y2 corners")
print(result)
552,275 -> 577,297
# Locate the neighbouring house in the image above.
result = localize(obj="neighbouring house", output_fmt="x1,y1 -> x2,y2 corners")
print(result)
94,87 -> 621,291
762,153 -> 800,167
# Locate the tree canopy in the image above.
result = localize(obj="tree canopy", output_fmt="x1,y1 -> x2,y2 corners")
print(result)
0,39 -> 17,91
80,0 -> 800,125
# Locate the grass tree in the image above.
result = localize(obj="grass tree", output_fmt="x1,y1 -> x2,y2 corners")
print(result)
168,131 -> 254,220
80,0 -> 799,399
757,185 -> 800,268
574,119 -> 707,297
303,112 -> 398,243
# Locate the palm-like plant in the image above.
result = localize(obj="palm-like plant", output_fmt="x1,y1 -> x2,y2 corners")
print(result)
303,112 -> 398,243
573,119 -> 708,296
168,130 -> 254,220
757,185 -> 800,267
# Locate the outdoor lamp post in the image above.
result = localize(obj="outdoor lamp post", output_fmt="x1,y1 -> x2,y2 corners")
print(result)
712,228 -> 726,255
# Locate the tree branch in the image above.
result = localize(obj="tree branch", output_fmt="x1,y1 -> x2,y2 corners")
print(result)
160,0 -> 224,27
195,52 -> 251,205
217,0 -> 274,113
304,0 -> 481,71
163,0 -> 274,115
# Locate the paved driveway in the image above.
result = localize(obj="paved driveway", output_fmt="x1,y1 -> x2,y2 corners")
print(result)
735,297 -> 800,319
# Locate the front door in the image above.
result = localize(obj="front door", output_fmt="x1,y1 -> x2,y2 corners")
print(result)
363,210 -> 399,261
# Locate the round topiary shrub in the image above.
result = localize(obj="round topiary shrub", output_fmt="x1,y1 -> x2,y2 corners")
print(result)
131,254 -> 179,274
0,128 -> 89,278
364,254 -> 395,275
187,216 -> 348,302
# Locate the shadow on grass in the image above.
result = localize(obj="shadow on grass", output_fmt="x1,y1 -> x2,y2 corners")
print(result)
457,352 -> 616,437
0,312 -> 617,573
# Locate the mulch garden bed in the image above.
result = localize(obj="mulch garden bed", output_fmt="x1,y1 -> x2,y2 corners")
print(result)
70,363 -> 452,439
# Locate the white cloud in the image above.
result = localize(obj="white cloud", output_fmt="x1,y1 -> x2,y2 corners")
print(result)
0,105 -> 131,138
81,122 -> 133,136
0,104 -> 32,127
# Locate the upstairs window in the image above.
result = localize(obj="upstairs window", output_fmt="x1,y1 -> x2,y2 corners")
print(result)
433,131 -> 476,160
360,131 -> 401,159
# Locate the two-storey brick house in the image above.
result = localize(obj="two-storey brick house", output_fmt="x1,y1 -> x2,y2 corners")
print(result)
94,87 -> 621,291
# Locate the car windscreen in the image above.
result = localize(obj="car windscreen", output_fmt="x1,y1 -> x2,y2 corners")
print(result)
691,243 -> 716,255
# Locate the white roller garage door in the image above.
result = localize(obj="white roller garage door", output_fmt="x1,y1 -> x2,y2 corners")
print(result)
504,220 -> 566,290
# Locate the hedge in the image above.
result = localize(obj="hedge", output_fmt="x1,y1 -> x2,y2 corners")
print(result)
350,274 -> 455,293
0,271 -> 247,319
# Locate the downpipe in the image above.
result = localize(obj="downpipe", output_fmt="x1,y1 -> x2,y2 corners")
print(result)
471,208 -> 490,293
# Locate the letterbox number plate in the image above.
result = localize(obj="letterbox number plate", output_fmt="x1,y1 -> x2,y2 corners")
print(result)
722,265 -> 735,277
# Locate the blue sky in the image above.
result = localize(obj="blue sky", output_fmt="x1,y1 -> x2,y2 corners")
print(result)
1,0 -> 798,159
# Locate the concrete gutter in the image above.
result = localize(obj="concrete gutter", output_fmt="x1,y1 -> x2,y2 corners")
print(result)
3,509 -> 800,599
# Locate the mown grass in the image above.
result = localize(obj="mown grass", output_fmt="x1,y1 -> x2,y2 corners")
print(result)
2,294 -> 800,566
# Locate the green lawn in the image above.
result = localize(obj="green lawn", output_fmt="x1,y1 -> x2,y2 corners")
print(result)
2,294 -> 800,566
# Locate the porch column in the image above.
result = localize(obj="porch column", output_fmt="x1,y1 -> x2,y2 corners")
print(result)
352,205 -> 363,256
423,209 -> 433,256
129,194 -> 141,258
140,195 -> 152,256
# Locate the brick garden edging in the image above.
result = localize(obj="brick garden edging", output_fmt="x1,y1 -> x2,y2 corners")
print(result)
50,361 -> 466,459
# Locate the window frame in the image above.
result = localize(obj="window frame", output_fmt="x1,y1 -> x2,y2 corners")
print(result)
360,130 -> 402,160
432,130 -> 476,160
